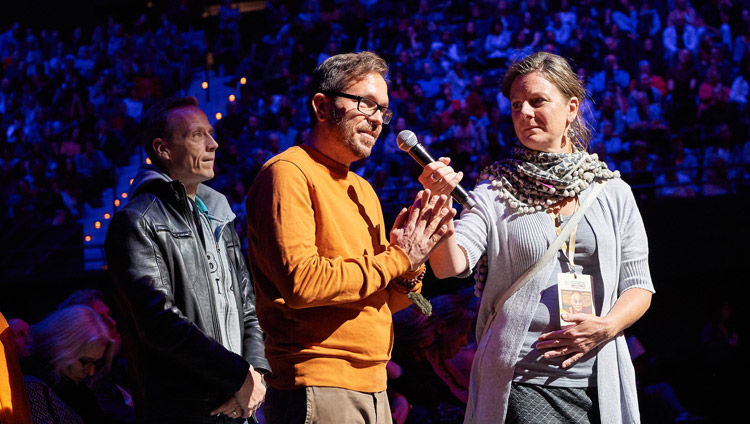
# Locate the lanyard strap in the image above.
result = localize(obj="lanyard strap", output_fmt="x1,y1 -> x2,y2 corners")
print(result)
476,181 -> 606,343
547,198 -> 579,272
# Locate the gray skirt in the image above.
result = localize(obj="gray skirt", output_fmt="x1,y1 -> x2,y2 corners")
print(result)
506,382 -> 601,424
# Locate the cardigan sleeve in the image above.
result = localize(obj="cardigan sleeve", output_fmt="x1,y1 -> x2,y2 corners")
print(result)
454,182 -> 494,278
614,182 -> 655,295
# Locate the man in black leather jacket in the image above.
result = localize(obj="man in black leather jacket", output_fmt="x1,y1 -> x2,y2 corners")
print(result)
105,96 -> 269,423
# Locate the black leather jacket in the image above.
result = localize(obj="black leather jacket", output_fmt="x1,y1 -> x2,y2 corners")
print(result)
105,166 -> 269,421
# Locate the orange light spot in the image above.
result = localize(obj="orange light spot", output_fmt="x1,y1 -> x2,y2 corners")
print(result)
146,157 -> 152,165
85,235 -> 92,242
240,77 -> 247,85
94,221 -> 101,229
103,213 -> 111,219
121,192 -> 128,199
114,199 -> 121,207
215,112 -> 222,120
229,94 -> 236,102
202,81 -> 208,89
129,178 -> 134,185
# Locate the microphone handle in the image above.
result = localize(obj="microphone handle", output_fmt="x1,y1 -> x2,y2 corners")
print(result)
408,144 -> 436,168
408,145 -> 475,209
450,185 -> 476,210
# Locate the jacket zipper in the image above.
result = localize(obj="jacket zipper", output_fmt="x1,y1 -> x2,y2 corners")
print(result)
215,223 -> 237,352
179,184 -> 223,344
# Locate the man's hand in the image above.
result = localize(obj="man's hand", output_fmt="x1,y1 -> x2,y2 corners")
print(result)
390,190 -> 456,271
210,396 -> 242,418
232,366 -> 266,418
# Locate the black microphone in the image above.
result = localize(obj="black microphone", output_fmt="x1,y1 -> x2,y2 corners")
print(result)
396,130 -> 476,210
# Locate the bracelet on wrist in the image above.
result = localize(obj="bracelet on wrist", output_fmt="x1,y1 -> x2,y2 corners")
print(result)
393,267 -> 426,291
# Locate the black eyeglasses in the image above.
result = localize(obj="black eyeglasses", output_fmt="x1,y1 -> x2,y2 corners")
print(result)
323,91 -> 393,124
79,357 -> 106,371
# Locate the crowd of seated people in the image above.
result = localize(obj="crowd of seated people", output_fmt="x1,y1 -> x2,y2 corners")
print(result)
0,11 -> 196,229
3,0 -> 750,232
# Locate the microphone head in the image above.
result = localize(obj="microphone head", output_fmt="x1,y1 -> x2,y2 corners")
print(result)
396,130 -> 418,152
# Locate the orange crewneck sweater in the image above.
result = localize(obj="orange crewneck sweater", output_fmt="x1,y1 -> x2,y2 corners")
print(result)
246,145 -> 421,392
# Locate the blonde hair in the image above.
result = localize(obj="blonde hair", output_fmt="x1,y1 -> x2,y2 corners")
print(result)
30,305 -> 115,385
501,51 -> 593,150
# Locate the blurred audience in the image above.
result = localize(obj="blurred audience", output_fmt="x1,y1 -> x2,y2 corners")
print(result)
389,293 -> 477,424
6,317 -> 32,358
3,0 -> 750,228
627,335 -> 704,423
22,305 -> 119,423
57,289 -> 134,423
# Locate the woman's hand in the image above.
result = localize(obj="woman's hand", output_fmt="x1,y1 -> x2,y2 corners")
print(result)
536,313 -> 616,369
418,157 -> 463,199
536,288 -> 652,368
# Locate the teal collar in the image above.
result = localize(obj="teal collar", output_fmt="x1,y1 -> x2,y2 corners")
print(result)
194,195 -> 210,217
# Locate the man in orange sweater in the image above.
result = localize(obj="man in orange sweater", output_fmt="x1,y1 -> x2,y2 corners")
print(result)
246,51 -> 456,423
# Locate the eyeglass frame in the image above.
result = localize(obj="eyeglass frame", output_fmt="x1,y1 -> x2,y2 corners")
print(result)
79,356 -> 106,371
322,91 -> 393,124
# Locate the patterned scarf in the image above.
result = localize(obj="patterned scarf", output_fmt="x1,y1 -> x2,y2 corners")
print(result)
478,144 -> 620,213
471,144 -> 620,297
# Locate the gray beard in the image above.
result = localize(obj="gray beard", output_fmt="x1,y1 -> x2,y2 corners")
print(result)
330,108 -> 375,160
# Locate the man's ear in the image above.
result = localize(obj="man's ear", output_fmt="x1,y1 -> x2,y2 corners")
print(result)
311,93 -> 329,123
152,137 -> 170,162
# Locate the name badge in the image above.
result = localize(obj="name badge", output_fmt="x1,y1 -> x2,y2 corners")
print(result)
557,272 -> 596,327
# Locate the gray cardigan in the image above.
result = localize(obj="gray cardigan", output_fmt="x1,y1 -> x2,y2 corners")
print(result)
455,178 -> 655,424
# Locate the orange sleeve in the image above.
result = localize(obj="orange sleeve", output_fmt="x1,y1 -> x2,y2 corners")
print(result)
247,160 -> 412,309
